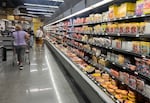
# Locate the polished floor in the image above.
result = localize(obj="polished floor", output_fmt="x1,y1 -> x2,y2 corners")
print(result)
0,45 -> 84,103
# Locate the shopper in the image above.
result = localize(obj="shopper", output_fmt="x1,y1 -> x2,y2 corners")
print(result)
12,25 -> 29,70
28,27 -> 34,48
36,26 -> 44,50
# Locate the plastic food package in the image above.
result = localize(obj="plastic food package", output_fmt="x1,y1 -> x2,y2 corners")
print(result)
129,75 -> 137,89
118,55 -> 125,65
140,41 -> 150,55
118,2 -> 135,18
102,12 -> 108,22
109,5 -> 118,20
136,0 -> 144,15
115,39 -> 122,49
143,0 -> 150,14
132,41 -> 140,53
136,79 -> 145,91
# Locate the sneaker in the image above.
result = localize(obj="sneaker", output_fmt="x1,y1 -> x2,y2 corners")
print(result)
26,50 -> 29,53
17,61 -> 20,65
19,65 -> 24,70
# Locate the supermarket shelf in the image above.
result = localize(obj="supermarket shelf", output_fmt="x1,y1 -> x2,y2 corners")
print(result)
45,39 -> 116,103
67,31 -> 150,39
67,42 -> 150,87
107,60 -> 150,84
50,32 -> 64,36
66,36 -> 150,59
66,37 -> 87,44
73,50 -> 150,100
70,14 -> 150,26
87,42 -> 150,59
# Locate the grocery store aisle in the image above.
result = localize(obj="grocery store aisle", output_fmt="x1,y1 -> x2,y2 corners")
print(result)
0,45 -> 81,103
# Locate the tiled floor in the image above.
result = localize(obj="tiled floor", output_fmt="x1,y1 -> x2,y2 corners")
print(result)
0,45 -> 81,103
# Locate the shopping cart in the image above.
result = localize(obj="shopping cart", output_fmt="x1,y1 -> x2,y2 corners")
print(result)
12,39 -> 30,66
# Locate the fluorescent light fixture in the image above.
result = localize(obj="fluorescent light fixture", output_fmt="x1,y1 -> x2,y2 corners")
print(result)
49,0 -> 64,2
28,11 -> 53,15
44,14 -> 52,17
48,0 -> 113,26
16,13 -> 38,17
24,3 -> 59,9
27,8 -> 55,13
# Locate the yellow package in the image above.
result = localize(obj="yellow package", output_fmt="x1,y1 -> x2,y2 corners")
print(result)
132,41 -> 140,53
118,2 -> 135,18
143,0 -> 150,14
130,22 -> 140,34
101,23 -> 107,33
109,5 -> 118,20
139,22 -> 146,33
118,55 -> 125,64
140,41 -> 150,55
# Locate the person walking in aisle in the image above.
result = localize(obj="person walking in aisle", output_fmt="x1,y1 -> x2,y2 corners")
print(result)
12,25 -> 29,70
36,26 -> 44,51
27,27 -> 34,48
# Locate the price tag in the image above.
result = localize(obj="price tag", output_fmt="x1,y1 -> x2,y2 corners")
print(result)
121,82 -> 125,85
142,55 -> 146,58
113,62 -> 115,65
133,15 -> 137,18
109,47 -> 112,49
112,76 -> 115,79
123,67 -> 126,70
134,72 -> 138,75
136,34 -> 139,37
116,100 -> 120,103
111,95 -> 114,99
105,33 -> 108,35
117,33 -> 120,36
103,89 -> 106,92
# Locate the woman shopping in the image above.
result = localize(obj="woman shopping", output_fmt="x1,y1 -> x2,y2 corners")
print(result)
12,25 -> 29,70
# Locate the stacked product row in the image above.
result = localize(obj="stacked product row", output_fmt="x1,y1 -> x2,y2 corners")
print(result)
73,22 -> 150,35
46,36 -> 150,103
72,0 -> 150,25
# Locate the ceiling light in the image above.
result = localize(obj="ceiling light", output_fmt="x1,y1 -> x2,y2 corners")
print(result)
28,11 -> 53,15
44,14 -> 52,17
49,0 -> 64,3
27,8 -> 55,13
24,3 -> 59,9
48,0 -> 114,25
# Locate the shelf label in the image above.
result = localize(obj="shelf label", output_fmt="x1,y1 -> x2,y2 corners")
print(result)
123,67 -> 126,70
111,95 -> 114,99
117,33 -> 120,36
136,34 -> 139,37
121,82 -> 125,85
142,55 -> 146,58
134,71 -> 138,75
116,100 -> 120,103
103,88 -> 106,92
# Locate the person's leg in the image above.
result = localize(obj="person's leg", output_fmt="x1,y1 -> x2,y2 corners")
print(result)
14,46 -> 20,64
30,36 -> 33,47
19,46 -> 26,66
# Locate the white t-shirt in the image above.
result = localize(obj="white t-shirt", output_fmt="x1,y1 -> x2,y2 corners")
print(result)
36,29 -> 43,37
